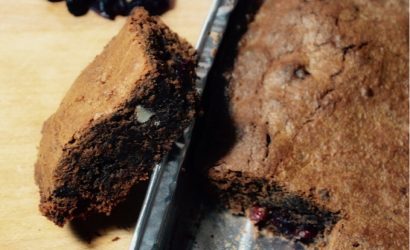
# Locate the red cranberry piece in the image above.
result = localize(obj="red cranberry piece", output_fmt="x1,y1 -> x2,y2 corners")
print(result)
249,206 -> 268,223
295,228 -> 318,242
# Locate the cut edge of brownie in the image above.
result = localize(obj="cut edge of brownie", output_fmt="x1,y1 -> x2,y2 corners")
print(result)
35,8 -> 198,226
207,169 -> 340,245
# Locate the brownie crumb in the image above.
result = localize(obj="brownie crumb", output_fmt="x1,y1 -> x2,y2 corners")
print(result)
112,236 -> 120,242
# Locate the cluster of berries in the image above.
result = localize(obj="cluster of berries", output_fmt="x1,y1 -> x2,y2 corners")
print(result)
48,0 -> 169,19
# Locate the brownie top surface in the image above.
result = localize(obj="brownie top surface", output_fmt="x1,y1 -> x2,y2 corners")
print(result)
205,0 -> 409,248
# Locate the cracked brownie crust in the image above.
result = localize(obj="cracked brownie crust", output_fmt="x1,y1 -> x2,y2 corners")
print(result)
35,8 -> 197,226
204,0 -> 409,248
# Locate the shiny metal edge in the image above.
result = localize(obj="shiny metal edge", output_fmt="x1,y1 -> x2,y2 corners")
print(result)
129,1 -> 237,249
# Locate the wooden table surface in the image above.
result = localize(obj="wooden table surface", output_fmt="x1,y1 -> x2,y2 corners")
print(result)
0,1 -> 211,249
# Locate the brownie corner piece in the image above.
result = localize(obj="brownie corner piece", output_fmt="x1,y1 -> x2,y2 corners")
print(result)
35,8 -> 198,226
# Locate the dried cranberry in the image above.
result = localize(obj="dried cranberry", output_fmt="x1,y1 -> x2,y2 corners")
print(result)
295,227 -> 318,242
249,206 -> 268,223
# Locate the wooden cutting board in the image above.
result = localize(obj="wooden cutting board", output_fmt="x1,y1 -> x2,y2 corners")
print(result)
0,1 -> 211,249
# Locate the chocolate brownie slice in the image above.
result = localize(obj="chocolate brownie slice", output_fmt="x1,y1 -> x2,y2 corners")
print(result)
35,8 -> 197,226
202,0 -> 408,248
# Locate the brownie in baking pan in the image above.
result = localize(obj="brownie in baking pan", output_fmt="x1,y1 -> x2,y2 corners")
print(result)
200,0 -> 409,248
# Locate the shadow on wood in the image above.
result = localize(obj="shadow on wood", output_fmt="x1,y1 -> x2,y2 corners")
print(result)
69,181 -> 148,243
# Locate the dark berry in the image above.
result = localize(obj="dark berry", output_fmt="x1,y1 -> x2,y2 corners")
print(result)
127,0 -> 169,15
66,0 -> 92,16
112,0 -> 128,16
48,0 -> 170,19
249,206 -> 268,223
91,0 -> 170,19
92,0 -> 117,19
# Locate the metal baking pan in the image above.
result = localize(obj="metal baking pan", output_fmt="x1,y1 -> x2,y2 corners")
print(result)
129,0 -> 303,249
129,0 -> 237,249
